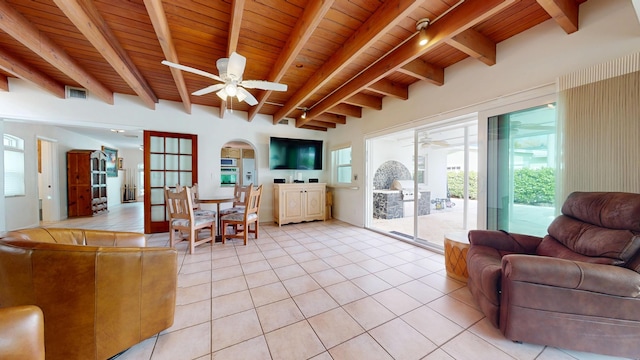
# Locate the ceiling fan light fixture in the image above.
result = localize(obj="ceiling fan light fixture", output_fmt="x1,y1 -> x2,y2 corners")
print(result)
416,18 -> 430,46
225,83 -> 237,97
216,88 -> 228,101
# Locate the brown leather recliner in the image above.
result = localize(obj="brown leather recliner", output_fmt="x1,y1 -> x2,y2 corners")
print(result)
467,192 -> 640,358
0,305 -> 45,360
0,228 -> 178,360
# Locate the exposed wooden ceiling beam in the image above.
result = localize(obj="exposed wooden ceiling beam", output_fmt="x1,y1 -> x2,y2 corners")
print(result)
314,113 -> 347,124
247,0 -> 334,122
304,120 -> 337,129
398,59 -> 445,84
328,103 -> 362,118
368,79 -> 408,100
0,1 -> 113,104
0,48 -> 65,98
536,0 -> 579,34
447,28 -> 496,66
273,0 -> 424,124
344,93 -> 382,110
298,123 -> 328,131
227,0 -> 245,55
220,0 -> 245,119
53,0 -> 157,109
144,0 -> 192,114
0,75 -> 7,91
301,0 -> 517,125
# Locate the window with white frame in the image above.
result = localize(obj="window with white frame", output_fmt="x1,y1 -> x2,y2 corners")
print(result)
4,134 -> 25,197
331,145 -> 352,184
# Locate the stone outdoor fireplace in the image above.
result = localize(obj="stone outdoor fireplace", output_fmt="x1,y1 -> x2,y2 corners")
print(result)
373,160 -> 430,219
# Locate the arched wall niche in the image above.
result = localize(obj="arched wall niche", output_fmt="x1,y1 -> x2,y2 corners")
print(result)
221,139 -> 258,186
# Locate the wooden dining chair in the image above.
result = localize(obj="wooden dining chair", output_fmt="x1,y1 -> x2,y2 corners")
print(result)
219,183 -> 250,216
220,184 -> 262,245
166,186 -> 215,254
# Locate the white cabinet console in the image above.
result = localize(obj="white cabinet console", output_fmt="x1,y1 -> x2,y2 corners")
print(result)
273,183 -> 326,226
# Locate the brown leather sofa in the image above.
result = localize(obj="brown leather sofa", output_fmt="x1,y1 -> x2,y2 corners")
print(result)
0,228 -> 178,360
467,192 -> 640,358
0,305 -> 45,360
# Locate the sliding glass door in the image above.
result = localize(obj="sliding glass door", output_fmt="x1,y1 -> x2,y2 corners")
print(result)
366,118 -> 478,249
486,104 -> 557,236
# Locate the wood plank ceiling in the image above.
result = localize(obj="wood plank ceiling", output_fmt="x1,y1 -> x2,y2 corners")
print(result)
0,0 -> 586,131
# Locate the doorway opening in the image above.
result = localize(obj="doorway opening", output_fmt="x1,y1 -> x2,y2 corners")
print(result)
37,138 -> 60,222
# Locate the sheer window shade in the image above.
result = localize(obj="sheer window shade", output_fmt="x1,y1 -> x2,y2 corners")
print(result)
558,52 -> 640,200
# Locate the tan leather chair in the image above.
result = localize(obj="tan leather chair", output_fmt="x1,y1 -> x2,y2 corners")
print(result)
0,228 -> 177,360
0,305 -> 45,360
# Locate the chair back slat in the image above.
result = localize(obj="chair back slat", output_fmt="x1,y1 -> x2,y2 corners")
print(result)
243,185 -> 262,219
166,187 -> 194,221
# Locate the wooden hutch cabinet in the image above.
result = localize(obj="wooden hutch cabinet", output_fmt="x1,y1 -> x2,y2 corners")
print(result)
67,150 -> 108,217
273,183 -> 325,226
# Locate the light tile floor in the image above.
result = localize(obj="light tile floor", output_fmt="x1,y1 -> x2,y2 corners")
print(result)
43,203 -> 631,360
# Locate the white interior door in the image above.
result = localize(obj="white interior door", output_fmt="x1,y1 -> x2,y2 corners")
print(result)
37,138 -> 60,222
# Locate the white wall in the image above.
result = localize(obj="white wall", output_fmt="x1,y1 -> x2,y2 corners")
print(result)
325,0 -> 640,227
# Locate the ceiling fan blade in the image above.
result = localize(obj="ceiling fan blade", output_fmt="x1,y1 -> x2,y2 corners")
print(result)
237,87 -> 258,106
240,80 -> 287,92
227,52 -> 246,80
161,60 -> 223,83
192,84 -> 225,96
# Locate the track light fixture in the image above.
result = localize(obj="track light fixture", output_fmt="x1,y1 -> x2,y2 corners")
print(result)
301,110 -> 307,119
416,18 -> 430,46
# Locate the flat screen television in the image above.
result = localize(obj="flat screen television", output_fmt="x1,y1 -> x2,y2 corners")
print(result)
269,137 -> 323,170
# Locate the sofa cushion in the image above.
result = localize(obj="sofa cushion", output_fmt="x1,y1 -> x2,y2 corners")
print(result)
544,215 -> 640,266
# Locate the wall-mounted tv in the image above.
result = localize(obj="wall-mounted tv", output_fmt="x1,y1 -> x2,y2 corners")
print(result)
269,137 -> 323,170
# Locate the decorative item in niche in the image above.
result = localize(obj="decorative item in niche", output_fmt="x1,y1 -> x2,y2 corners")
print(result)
102,146 -> 118,177
117,157 -> 124,170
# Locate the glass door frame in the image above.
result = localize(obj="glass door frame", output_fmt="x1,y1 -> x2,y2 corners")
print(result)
364,115 -> 478,249
144,130 -> 198,234
476,93 -> 559,230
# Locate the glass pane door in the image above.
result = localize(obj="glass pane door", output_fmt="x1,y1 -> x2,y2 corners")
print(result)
366,119 -> 478,249
144,131 -> 198,233
487,104 -> 557,236
416,123 -> 477,246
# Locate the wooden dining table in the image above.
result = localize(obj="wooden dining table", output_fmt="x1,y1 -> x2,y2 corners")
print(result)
197,196 -> 237,238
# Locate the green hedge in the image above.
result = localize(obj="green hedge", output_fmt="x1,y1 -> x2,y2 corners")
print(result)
513,167 -> 555,205
447,171 -> 477,200
447,168 -> 554,205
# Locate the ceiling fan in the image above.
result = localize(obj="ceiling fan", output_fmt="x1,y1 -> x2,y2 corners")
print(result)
419,136 -> 449,148
161,52 -> 287,106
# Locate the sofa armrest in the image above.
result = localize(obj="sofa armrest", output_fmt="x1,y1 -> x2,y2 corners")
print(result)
1,228 -> 146,247
0,305 -> 45,360
82,229 -> 146,247
502,254 -> 640,298
468,230 -> 542,254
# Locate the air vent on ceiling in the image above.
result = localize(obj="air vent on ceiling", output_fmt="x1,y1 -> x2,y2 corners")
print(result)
278,119 -> 289,125
65,86 -> 88,100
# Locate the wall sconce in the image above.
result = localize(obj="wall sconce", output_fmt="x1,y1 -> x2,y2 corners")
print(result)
416,18 -> 430,46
